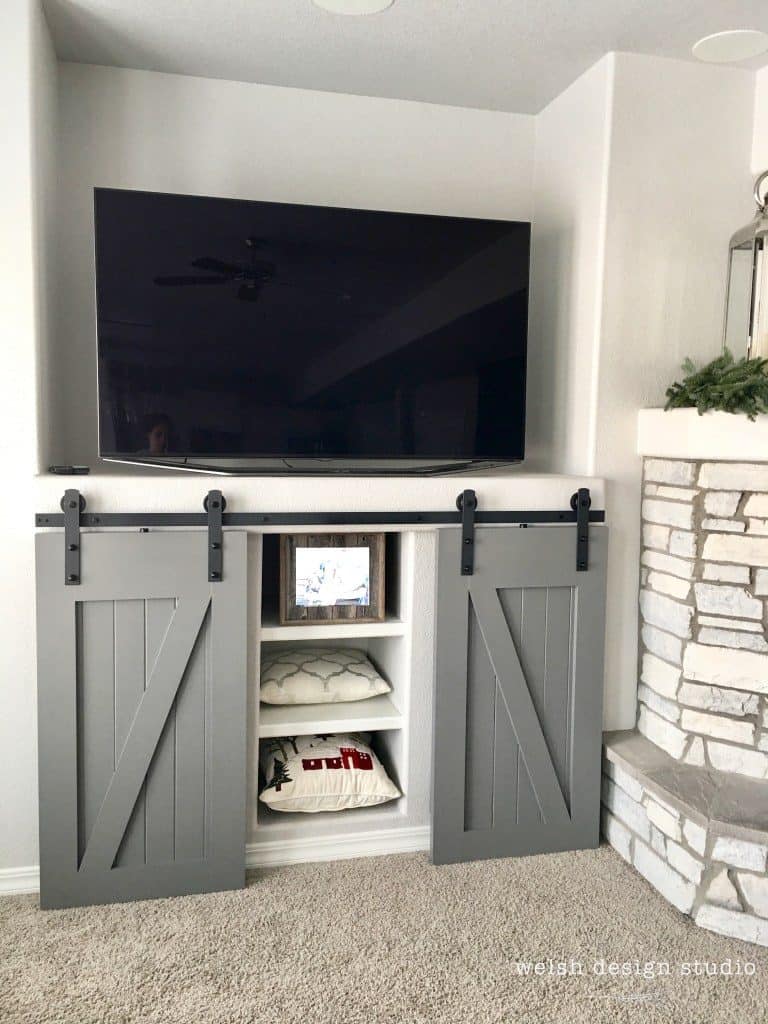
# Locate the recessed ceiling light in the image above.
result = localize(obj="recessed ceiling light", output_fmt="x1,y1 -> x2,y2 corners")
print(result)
692,29 -> 768,64
312,0 -> 394,14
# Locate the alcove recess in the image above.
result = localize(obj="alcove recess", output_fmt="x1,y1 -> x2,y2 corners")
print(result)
253,532 -> 412,838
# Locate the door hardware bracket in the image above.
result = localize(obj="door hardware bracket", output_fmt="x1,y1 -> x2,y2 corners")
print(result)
61,489 -> 85,585
457,489 -> 478,576
205,490 -> 225,581
571,488 -> 591,572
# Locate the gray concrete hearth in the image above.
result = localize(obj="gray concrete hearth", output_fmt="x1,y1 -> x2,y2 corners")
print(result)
603,730 -> 768,945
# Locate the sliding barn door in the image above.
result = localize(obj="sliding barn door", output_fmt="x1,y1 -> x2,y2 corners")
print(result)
36,530 -> 247,909
432,525 -> 607,865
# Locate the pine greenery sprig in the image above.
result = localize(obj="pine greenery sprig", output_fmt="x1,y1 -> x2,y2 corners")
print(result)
664,349 -> 768,421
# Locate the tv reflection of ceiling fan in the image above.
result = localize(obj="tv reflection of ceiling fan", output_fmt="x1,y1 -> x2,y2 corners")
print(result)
153,237 -> 279,302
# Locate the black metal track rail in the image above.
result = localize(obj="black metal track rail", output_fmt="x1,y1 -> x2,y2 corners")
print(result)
37,489 -> 606,581
36,509 -> 604,528
38,489 -> 603,583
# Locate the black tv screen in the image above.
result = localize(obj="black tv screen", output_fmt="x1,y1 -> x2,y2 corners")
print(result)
94,188 -> 529,473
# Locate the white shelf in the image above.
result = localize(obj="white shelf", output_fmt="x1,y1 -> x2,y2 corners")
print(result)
254,801 -> 404,833
260,614 -> 407,641
258,693 -> 403,738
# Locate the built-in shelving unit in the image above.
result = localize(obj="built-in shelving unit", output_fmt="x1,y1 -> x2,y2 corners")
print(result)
249,530 -> 421,860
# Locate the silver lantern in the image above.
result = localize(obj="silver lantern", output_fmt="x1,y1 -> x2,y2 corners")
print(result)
724,171 -> 768,359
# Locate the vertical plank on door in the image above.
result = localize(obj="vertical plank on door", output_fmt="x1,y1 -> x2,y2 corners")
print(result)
544,587 -> 574,806
464,600 -> 496,831
521,589 -> 547,719
144,598 -> 176,863
492,667 -> 520,832
204,601 -> 214,852
174,609 -> 208,861
520,588 -> 547,825
77,601 -> 115,866
498,588 -> 539,825
114,600 -> 146,867
493,589 -> 521,830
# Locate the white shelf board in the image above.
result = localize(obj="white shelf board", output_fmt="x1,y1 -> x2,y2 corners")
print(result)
255,801 -> 404,832
259,693 -> 403,738
260,614 -> 406,641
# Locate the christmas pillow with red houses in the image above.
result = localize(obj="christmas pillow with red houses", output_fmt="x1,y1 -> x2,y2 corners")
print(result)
259,733 -> 400,813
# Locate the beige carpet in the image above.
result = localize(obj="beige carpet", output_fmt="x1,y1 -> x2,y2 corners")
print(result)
2,844 -> 767,1024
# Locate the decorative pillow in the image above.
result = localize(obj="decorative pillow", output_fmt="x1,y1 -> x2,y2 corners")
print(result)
259,646 -> 391,705
259,733 -> 400,813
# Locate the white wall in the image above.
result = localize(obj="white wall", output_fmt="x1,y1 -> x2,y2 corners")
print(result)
595,53 -> 754,727
49,63 -> 535,466
752,66 -> 768,173
527,53 -> 755,729
527,55 -> 613,473
31,1 -> 58,473
0,0 -> 57,874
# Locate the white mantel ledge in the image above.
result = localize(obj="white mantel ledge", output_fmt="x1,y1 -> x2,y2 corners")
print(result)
638,409 -> 768,462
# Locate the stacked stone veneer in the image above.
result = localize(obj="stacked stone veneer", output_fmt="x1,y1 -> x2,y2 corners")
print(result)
638,457 -> 768,778
602,758 -> 768,946
600,455 -> 768,946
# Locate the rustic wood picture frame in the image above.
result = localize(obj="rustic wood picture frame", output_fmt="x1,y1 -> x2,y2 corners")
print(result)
279,533 -> 386,625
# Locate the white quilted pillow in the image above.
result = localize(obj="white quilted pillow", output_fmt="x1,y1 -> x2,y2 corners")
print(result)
259,646 -> 391,705
259,733 -> 400,812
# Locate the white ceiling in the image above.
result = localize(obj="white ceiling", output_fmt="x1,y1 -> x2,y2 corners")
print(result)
43,0 -> 768,114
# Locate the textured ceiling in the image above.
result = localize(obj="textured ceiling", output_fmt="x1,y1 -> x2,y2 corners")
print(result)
43,0 -> 768,113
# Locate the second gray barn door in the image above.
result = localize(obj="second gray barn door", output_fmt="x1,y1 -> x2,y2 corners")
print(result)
432,525 -> 607,865
36,530 -> 247,909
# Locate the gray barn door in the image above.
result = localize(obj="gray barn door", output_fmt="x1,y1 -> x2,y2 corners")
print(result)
432,525 -> 607,865
36,530 -> 247,909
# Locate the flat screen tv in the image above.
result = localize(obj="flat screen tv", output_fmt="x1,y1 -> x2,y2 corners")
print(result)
94,188 -> 529,474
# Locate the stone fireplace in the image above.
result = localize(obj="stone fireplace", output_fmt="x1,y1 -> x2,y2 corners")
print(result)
602,410 -> 768,947
638,456 -> 768,775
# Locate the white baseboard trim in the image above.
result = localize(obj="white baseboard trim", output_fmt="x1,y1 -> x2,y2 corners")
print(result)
246,825 -> 431,869
0,864 -> 40,896
0,828 -> 431,895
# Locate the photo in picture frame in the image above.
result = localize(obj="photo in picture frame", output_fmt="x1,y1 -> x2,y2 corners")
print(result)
279,533 -> 386,625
